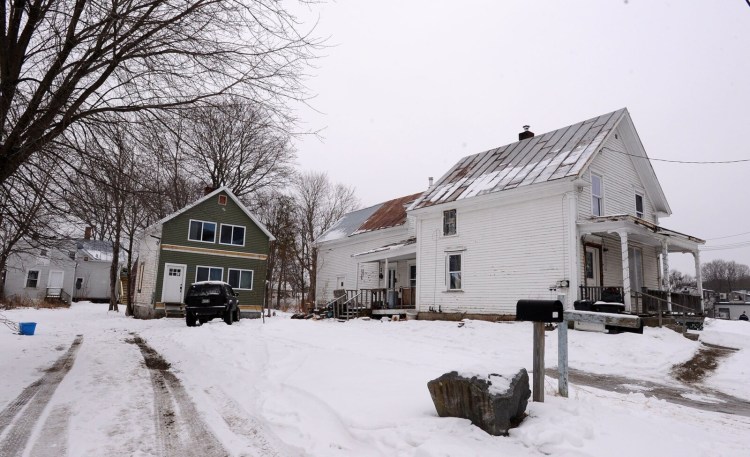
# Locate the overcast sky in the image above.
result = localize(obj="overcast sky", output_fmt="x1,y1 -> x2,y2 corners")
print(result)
292,0 -> 750,274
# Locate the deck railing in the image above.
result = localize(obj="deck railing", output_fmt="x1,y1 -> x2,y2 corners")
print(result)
580,285 -> 703,316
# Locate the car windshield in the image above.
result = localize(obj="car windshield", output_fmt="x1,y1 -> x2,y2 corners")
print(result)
188,284 -> 222,296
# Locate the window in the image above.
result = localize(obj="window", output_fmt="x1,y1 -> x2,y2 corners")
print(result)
443,209 -> 457,236
635,194 -> 644,219
218,195 -> 227,206
447,254 -> 462,290
591,174 -> 603,216
219,224 -> 245,246
195,266 -> 223,282
188,220 -> 216,243
26,270 -> 40,288
228,269 -> 253,290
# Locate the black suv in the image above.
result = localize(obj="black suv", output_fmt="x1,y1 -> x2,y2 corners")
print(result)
184,281 -> 240,326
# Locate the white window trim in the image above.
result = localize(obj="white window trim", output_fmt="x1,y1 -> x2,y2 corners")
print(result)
591,173 -> 604,216
25,270 -> 40,288
635,193 -> 644,219
446,253 -> 463,291
219,223 -> 246,247
188,219 -> 217,244
443,209 -> 457,237
227,268 -> 254,290
195,265 -> 224,283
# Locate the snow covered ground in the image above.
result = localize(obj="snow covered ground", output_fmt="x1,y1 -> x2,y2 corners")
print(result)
1,302 -> 749,456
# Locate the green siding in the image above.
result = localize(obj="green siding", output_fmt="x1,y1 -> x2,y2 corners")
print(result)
154,191 -> 270,307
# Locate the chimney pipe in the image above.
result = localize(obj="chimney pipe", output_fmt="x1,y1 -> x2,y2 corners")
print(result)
428,177 -> 434,189
84,226 -> 92,240
519,125 -> 534,141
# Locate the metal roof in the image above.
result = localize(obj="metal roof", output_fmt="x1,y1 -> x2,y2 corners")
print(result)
411,108 -> 627,209
316,192 -> 423,244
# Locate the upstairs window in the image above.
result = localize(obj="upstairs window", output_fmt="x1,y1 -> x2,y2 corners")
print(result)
635,194 -> 644,219
591,174 -> 603,216
220,224 -> 245,246
189,220 -> 216,243
26,270 -> 39,288
443,209 -> 457,236
447,254 -> 462,290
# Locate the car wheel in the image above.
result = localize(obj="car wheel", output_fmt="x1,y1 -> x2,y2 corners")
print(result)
233,306 -> 240,322
198,317 -> 208,325
186,312 -> 197,327
223,308 -> 233,325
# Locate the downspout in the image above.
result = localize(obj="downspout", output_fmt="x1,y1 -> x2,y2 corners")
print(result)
565,191 -> 579,310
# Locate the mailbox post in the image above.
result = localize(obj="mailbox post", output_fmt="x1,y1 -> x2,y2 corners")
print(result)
516,300 -> 564,403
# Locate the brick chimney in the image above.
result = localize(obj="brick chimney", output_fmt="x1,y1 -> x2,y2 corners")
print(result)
84,226 -> 92,240
204,186 -> 216,196
519,125 -> 534,141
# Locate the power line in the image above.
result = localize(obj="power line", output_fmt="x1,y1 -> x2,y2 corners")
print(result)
601,147 -> 750,164
706,230 -> 750,241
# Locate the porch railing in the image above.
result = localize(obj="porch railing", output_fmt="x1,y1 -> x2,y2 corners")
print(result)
580,286 -> 703,316
578,286 -> 624,303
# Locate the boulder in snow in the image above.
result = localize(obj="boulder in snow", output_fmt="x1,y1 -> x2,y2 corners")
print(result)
427,369 -> 530,436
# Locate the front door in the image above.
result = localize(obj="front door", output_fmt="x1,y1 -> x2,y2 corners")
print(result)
47,270 -> 64,296
584,246 -> 601,287
162,264 -> 187,303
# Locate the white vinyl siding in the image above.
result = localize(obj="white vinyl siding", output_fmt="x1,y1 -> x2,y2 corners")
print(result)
416,193 -> 568,315
315,225 -> 414,304
579,132 -> 656,222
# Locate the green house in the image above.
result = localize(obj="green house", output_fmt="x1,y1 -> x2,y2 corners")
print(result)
132,187 -> 274,319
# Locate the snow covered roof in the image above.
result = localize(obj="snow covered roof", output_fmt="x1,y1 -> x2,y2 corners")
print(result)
351,237 -> 417,258
411,108 -> 627,210
316,192 -> 422,244
75,239 -> 116,262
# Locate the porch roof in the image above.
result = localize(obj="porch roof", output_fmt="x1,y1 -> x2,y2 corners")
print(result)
578,215 -> 705,253
351,237 -> 417,262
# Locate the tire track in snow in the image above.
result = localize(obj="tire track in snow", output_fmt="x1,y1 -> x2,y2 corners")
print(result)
29,404 -> 72,457
0,335 -> 83,457
128,334 -> 228,457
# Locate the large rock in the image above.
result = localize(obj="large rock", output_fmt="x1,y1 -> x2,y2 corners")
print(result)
427,369 -> 530,436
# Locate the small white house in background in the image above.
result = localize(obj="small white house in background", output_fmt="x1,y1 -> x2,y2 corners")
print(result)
316,108 -> 706,319
2,238 -> 121,304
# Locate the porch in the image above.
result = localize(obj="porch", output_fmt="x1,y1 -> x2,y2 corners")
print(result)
578,215 -> 705,317
324,287 -> 417,320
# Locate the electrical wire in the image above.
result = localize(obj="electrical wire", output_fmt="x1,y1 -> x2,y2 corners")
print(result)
601,147 -> 750,164
705,230 -> 750,241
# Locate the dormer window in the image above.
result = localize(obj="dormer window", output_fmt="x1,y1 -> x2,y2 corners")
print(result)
635,194 -> 644,219
189,220 -> 216,243
591,174 -> 603,216
443,209 -> 457,236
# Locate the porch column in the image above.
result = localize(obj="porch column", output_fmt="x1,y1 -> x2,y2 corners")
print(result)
661,239 -> 672,313
383,258 -> 388,289
617,230 -> 632,313
693,250 -> 704,313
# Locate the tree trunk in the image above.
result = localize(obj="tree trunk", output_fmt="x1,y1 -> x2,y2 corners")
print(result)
125,235 -> 135,316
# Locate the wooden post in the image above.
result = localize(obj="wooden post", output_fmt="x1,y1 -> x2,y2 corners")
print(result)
533,321 -> 545,402
558,320 -> 569,398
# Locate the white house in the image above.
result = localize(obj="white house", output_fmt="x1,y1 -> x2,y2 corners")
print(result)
2,237 -> 120,304
315,108 -> 705,318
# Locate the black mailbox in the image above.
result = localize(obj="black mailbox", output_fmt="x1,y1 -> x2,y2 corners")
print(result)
516,300 -> 564,323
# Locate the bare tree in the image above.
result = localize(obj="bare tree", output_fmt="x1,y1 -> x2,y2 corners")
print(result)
669,270 -> 695,290
177,99 -> 295,203
0,0 -> 317,184
62,119 -> 147,312
0,159 -> 62,298
292,172 -> 358,308
702,259 -> 750,293
255,190 -> 297,309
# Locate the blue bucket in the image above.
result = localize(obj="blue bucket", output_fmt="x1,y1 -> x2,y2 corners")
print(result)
19,322 -> 37,336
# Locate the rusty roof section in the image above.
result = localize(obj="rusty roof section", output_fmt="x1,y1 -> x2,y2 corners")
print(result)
411,108 -> 627,210
353,192 -> 423,235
